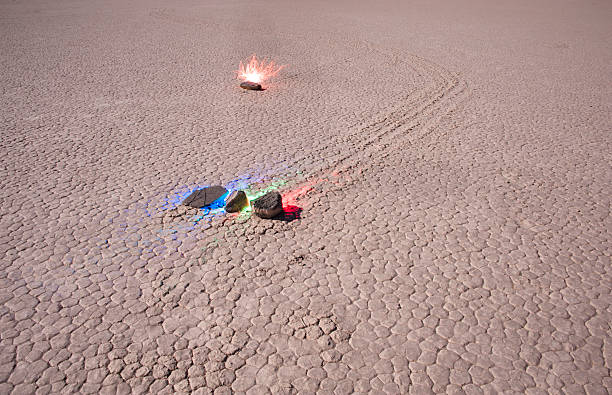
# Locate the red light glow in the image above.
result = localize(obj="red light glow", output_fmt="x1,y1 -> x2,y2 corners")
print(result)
236,54 -> 285,85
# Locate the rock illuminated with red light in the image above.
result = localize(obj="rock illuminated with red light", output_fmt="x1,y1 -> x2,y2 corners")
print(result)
240,81 -> 263,91
252,191 -> 283,219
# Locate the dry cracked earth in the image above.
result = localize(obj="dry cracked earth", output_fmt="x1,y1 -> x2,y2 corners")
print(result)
1,0 -> 611,394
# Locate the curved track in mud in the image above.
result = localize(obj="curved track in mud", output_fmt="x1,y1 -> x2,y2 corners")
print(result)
128,34 -> 472,394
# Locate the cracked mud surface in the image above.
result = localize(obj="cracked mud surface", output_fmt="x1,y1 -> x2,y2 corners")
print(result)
1,0 -> 611,394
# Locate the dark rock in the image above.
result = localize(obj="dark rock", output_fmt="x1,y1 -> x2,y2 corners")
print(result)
252,191 -> 283,219
225,190 -> 248,213
182,186 -> 227,208
240,81 -> 263,91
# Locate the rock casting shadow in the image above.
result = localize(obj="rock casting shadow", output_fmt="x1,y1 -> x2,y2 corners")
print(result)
272,205 -> 302,222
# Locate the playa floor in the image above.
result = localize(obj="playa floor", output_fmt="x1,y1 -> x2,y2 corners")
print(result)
1,0 -> 611,393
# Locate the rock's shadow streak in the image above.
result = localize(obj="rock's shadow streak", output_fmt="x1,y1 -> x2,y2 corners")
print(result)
273,205 -> 302,222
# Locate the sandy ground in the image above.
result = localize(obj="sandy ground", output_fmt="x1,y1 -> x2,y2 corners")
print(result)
1,0 -> 611,393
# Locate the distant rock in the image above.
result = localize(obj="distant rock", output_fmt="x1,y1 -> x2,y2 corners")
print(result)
182,186 -> 227,208
240,81 -> 263,91
225,190 -> 248,213
252,191 -> 283,219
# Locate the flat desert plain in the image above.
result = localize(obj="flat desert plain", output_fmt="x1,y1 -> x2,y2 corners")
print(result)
1,0 -> 611,394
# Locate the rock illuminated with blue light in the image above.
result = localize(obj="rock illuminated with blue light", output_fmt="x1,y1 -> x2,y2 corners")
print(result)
182,186 -> 227,208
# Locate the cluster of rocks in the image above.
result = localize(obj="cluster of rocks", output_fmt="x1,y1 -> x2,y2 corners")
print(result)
183,186 -> 283,219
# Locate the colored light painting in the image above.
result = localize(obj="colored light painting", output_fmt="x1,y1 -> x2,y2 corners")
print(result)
150,169 -> 334,230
